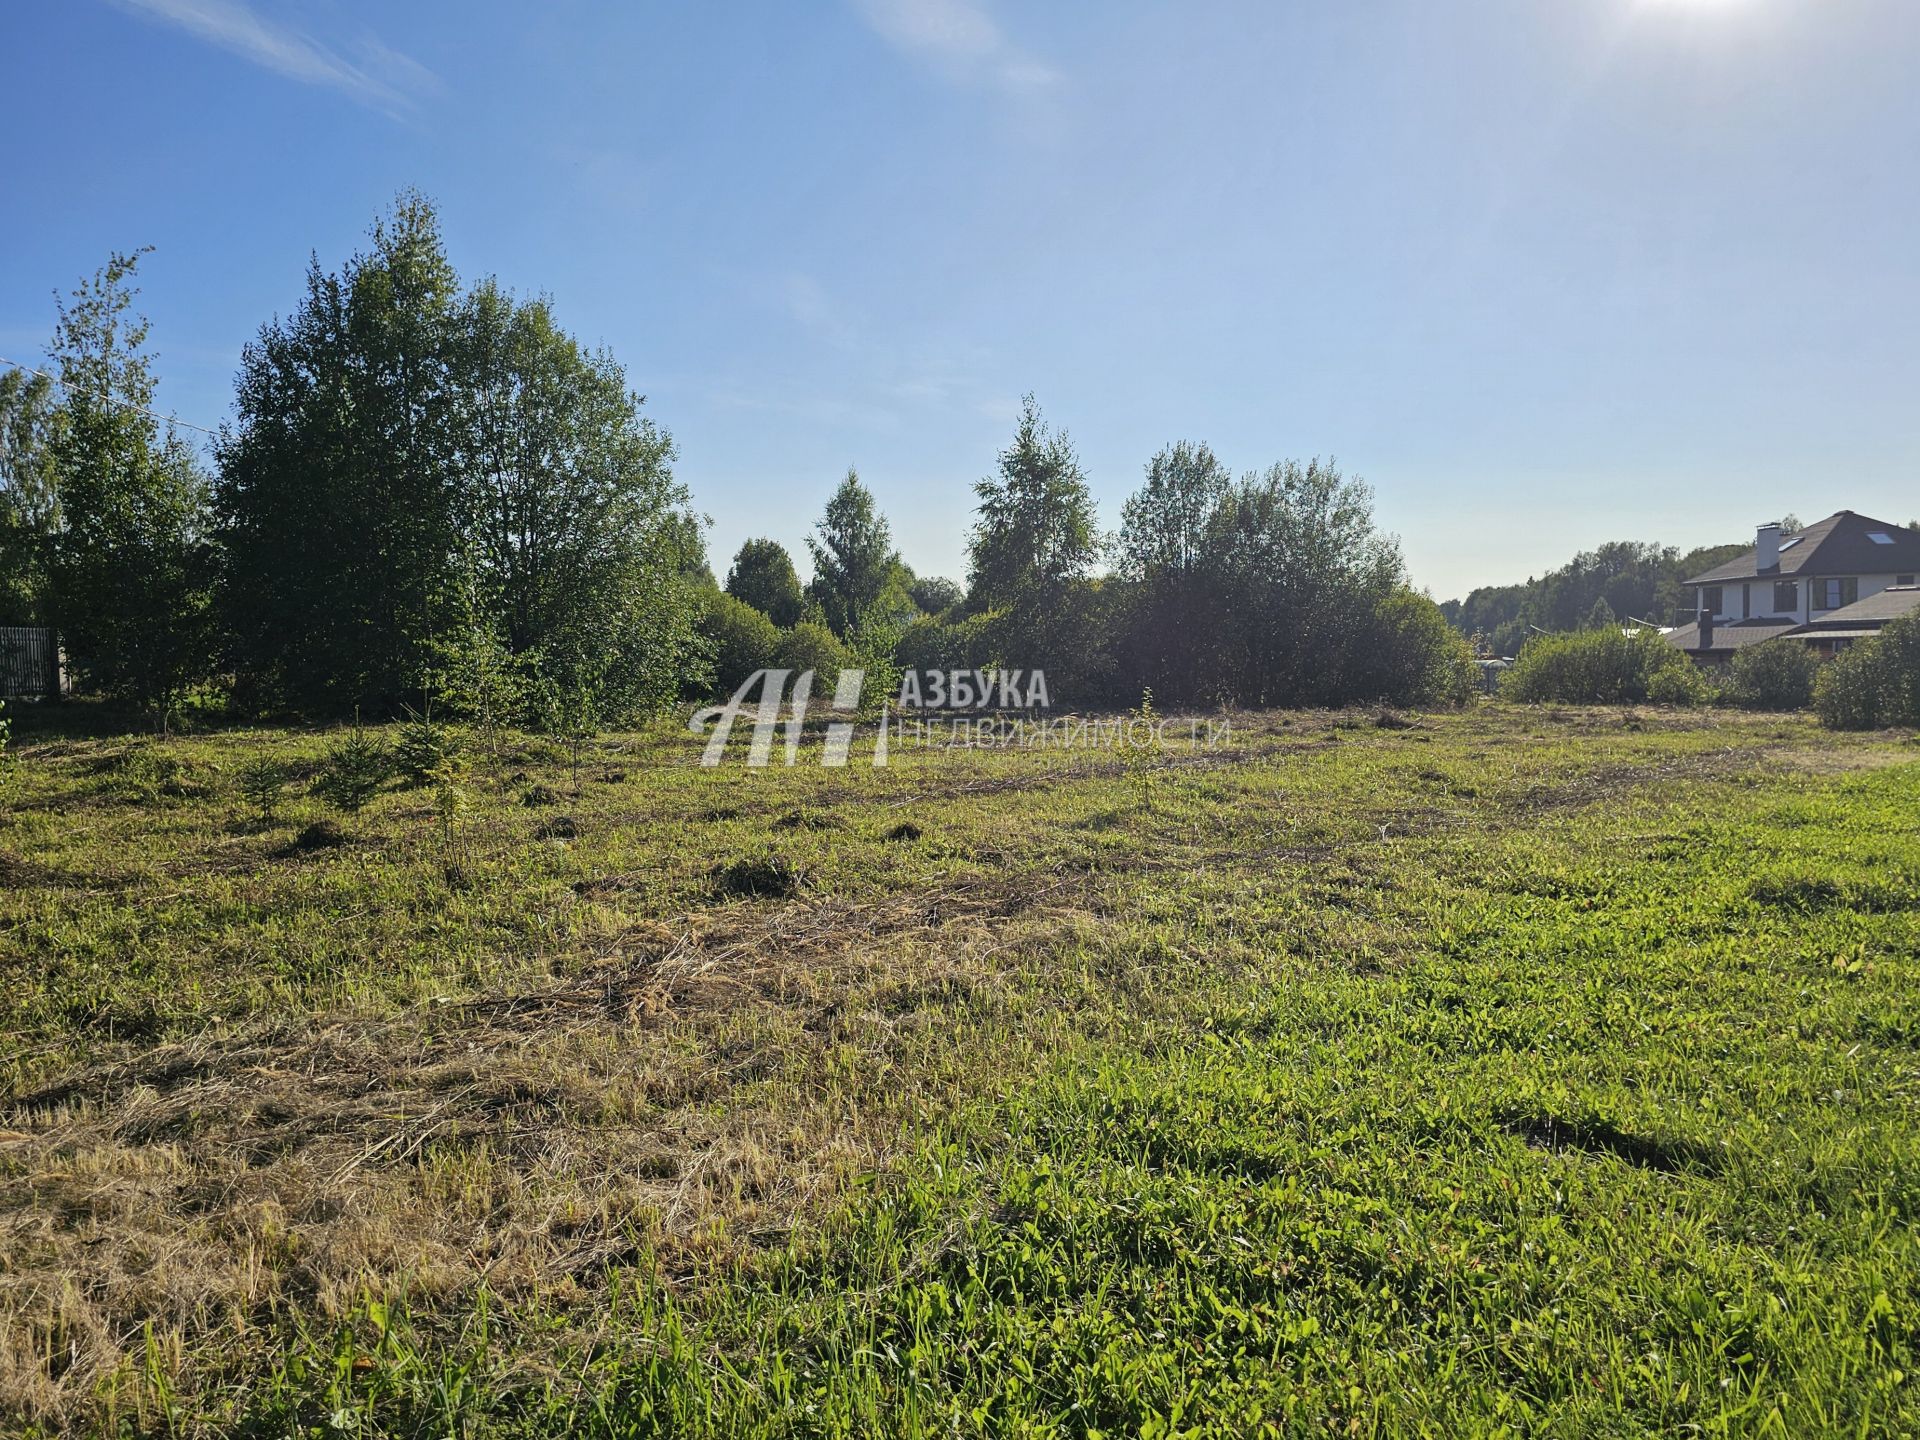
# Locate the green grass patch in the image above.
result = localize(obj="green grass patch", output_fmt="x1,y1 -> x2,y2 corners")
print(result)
1,705 -> 1916,1435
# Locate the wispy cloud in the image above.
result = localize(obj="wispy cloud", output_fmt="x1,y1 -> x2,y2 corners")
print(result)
106,0 -> 440,115
851,0 -> 1058,93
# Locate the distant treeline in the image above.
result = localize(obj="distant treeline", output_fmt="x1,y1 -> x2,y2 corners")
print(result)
0,194 -> 1475,729
1439,539 -> 1754,659
709,432 -> 1475,714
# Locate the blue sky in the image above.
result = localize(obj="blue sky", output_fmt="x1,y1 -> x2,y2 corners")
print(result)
3,0 -> 1917,601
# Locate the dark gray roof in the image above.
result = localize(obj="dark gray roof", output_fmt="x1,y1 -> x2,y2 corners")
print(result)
1797,585 -> 1920,628
1664,619 -> 1801,654
1683,511 -> 1920,585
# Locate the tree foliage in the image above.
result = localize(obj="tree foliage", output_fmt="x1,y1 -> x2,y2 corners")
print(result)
906,574 -> 963,618
0,368 -> 57,625
218,196 -> 704,719
1194,460 -> 1408,706
726,538 -> 805,626
806,470 -> 903,638
773,621 -> 848,697
1115,441 -> 1233,702
42,251 -> 217,727
458,278 -> 705,716
968,396 -> 1101,613
967,397 -> 1105,693
1110,458 -> 1409,707
699,587 -> 782,694
218,195 -> 465,713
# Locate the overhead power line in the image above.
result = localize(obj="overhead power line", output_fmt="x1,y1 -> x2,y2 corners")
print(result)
0,355 -> 221,436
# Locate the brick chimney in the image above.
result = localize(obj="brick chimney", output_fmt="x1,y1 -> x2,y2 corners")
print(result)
1756,522 -> 1781,573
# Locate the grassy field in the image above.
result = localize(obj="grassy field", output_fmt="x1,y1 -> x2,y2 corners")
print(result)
2,703 -> 1918,1436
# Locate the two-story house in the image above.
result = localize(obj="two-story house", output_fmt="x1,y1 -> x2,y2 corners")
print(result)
1666,511 -> 1920,661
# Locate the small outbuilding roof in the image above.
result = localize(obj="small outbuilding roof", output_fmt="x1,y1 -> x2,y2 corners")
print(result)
1664,619 -> 1800,654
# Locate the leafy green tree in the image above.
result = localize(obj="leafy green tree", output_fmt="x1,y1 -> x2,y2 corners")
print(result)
427,556 -> 527,758
968,396 -> 1100,613
1201,459 -> 1403,706
220,196 -> 706,720
726,538 -> 805,625
894,609 -> 1001,679
1116,441 -> 1233,702
806,470 -> 903,638
42,251 -> 217,729
1813,643 -> 1884,730
906,574 -> 963,616
1118,441 -> 1230,581
966,397 -> 1105,694
663,509 -> 716,586
0,368 -> 57,624
458,278 -> 705,718
1585,596 -> 1617,630
533,652 -> 605,789
219,193 -> 465,713
1111,447 -> 1458,708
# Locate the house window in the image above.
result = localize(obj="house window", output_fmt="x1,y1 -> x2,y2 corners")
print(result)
1741,582 -> 1750,618
1869,532 -> 1895,545
1814,578 -> 1858,610
1701,586 -> 1722,615
1773,580 -> 1798,613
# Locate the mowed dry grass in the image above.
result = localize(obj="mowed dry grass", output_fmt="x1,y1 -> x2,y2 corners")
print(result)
0,704 -> 1913,1433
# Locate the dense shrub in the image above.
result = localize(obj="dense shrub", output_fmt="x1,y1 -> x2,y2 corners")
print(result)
1814,645 -> 1884,730
894,611 -> 1002,679
772,622 -> 848,699
1344,590 -> 1479,707
698,589 -> 782,696
1728,638 -> 1819,711
1815,613 -> 1920,730
1645,663 -> 1716,707
1501,628 -> 1708,705
1877,612 -> 1920,726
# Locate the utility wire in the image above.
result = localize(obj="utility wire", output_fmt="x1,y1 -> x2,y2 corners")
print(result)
0,355 -> 221,436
